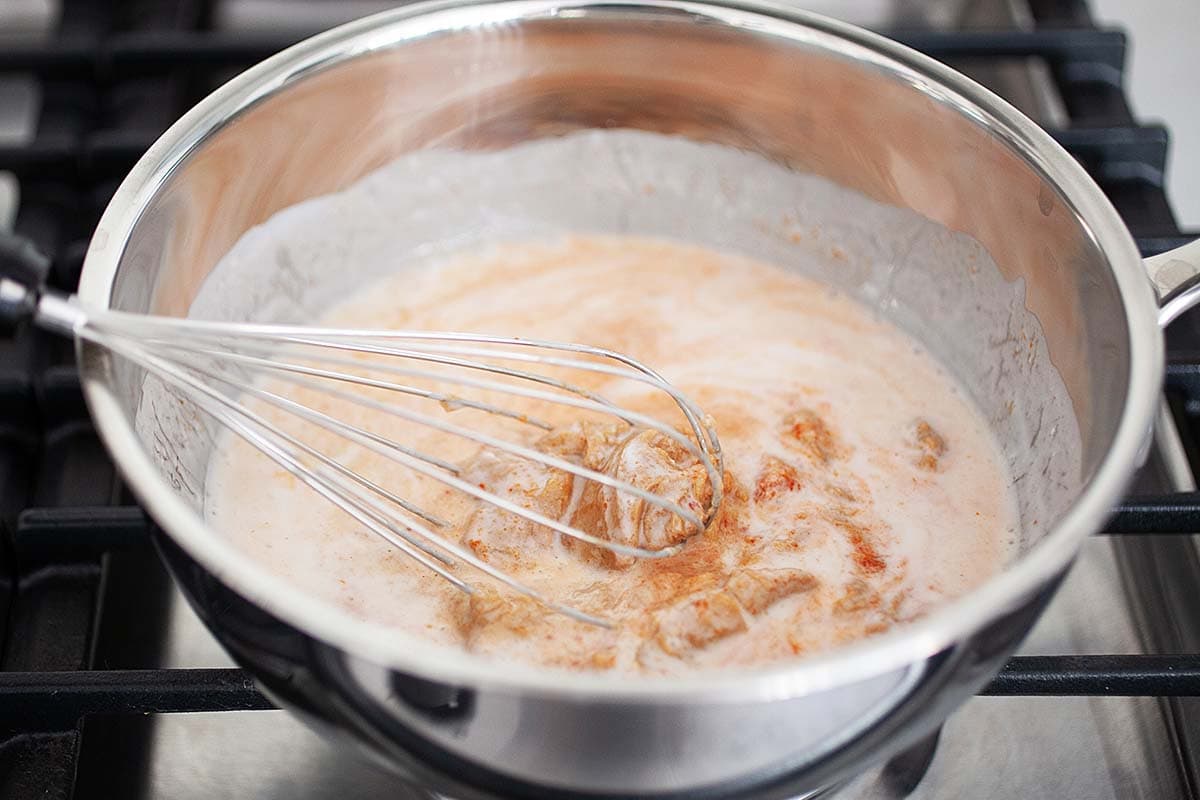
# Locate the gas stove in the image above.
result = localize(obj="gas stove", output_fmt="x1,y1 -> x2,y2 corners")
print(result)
1,1 -> 1199,799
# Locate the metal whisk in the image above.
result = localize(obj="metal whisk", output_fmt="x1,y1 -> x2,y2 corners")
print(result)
1,274 -> 724,627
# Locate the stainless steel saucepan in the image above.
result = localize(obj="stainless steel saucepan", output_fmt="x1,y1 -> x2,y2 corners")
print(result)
37,1 -> 1200,797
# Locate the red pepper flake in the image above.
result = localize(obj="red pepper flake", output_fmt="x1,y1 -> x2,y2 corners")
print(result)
753,456 -> 803,502
848,529 -> 886,574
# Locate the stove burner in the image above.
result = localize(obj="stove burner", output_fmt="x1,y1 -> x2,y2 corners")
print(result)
1,1 -> 1199,798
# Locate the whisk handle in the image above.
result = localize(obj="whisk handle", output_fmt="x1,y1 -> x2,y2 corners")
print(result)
0,232 -> 50,334
0,277 -> 36,334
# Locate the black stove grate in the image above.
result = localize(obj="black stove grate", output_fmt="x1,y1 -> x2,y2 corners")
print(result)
2,0 -> 1200,798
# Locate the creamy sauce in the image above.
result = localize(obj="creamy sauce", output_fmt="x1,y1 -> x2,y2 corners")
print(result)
205,235 -> 1019,675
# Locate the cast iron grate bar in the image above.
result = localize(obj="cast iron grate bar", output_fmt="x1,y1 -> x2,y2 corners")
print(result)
1105,495 -> 1200,534
11,499 -> 1183,541
1054,125 -> 1169,183
3,655 -> 1199,722
0,126 -> 1169,182
0,29 -> 1128,76
15,507 -> 150,561
1141,236 -> 1198,257
0,669 -> 271,719
892,29 -> 1124,71
982,655 -> 1200,695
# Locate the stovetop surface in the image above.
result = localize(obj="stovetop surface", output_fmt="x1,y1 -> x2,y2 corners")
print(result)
132,480 -> 1188,800
3,1 -> 1200,799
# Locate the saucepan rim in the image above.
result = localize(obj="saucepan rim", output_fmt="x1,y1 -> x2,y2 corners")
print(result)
75,0 -> 1162,702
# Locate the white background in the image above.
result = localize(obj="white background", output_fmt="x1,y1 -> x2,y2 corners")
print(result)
1093,0 -> 1200,228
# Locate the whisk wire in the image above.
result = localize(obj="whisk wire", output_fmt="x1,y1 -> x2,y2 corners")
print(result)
234,367 -> 710,531
90,328 -> 611,627
163,336 -> 719,496
97,311 -> 721,464
144,342 -> 558,429
70,306 -> 724,627
211,371 -> 700,560
94,332 -> 470,583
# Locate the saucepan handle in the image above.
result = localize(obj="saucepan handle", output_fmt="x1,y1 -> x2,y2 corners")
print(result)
1146,238 -> 1200,327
